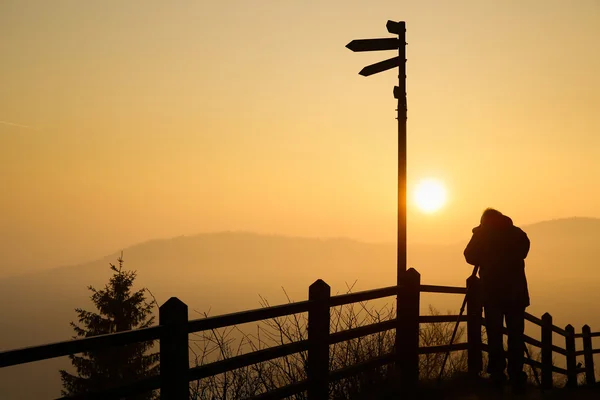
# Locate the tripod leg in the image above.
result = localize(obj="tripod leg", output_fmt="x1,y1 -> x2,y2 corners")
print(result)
437,266 -> 479,384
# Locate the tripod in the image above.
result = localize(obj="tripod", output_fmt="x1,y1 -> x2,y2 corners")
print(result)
437,266 -> 542,391
437,265 -> 478,384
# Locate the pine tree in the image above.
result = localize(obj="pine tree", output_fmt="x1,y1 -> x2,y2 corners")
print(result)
59,253 -> 160,399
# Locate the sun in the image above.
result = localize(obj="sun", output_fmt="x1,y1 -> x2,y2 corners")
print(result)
413,179 -> 447,213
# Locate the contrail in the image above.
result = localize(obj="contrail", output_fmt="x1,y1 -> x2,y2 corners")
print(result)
0,120 -> 40,132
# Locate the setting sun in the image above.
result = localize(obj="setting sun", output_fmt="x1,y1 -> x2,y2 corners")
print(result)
413,179 -> 447,213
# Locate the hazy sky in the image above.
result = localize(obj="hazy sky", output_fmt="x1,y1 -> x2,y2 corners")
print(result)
1,1 -> 599,271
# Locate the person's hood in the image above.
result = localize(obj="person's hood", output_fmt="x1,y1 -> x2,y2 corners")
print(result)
486,213 -> 513,229
472,213 -> 513,232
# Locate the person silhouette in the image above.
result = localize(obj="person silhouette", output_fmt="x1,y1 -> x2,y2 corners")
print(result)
464,208 -> 530,393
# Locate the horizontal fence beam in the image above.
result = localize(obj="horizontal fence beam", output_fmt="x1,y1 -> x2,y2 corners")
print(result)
574,332 -> 600,339
418,342 -> 469,355
524,334 -> 542,349
0,326 -> 162,368
188,340 -> 309,381
524,356 -> 568,375
329,352 -> 395,382
552,325 -> 568,337
419,284 -> 466,294
330,284 -> 468,308
523,356 -> 543,370
525,312 -> 543,326
551,364 -> 569,375
571,348 -> 600,357
330,284 -> 470,309
329,319 -> 396,344
56,375 -> 161,400
552,345 -> 568,356
244,380 -> 309,400
481,344 -> 569,375
328,315 -> 466,346
187,301 -> 311,333
329,285 -> 399,307
501,329 -> 568,356
328,343 -> 469,384
524,312 -> 568,337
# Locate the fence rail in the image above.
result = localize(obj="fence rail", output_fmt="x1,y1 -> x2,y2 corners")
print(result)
1,267 -> 599,399
0,326 -> 162,368
187,300 -> 312,333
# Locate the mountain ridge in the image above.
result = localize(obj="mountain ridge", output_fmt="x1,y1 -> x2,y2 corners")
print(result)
4,216 -> 598,281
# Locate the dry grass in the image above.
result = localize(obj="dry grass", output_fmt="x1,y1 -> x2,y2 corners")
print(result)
187,287 -> 470,399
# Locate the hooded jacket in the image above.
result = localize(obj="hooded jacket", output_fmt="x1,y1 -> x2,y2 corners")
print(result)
464,213 -> 530,308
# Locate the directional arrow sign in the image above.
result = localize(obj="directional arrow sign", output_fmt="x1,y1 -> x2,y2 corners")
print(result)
386,20 -> 404,34
359,56 -> 400,77
346,38 -> 399,52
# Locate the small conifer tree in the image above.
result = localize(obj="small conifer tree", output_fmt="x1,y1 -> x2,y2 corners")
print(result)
59,253 -> 159,399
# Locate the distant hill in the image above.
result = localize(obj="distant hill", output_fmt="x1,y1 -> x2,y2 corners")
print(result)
0,232 -> 398,350
2,218 -> 600,399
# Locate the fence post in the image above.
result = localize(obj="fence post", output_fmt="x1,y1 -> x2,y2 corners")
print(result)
582,325 -> 595,385
565,324 -> 577,388
160,297 -> 189,400
541,312 -> 553,390
466,275 -> 482,376
396,268 -> 420,394
307,279 -> 330,400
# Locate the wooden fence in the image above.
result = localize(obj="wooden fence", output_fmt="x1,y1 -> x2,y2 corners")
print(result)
1,267 -> 598,399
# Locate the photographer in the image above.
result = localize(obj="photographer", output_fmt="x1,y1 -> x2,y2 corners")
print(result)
464,208 -> 531,393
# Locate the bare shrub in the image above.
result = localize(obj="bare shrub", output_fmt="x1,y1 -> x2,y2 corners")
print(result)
188,287 -> 473,399
419,305 -> 467,381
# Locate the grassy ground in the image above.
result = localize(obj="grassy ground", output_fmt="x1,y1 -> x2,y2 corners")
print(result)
354,372 -> 600,400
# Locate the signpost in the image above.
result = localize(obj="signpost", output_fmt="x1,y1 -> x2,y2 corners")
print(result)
347,20 -> 411,391
346,21 -> 407,284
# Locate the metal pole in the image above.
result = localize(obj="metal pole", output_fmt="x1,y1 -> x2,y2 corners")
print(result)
397,22 -> 407,283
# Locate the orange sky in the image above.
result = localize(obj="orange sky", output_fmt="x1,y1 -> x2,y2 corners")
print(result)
1,1 -> 599,272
